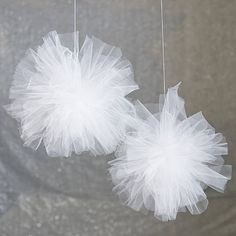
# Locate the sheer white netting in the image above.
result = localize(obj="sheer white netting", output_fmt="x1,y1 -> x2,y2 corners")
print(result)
5,31 -> 138,157
109,83 -> 231,221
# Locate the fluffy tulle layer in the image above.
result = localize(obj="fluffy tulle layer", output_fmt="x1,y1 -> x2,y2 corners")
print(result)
5,31 -> 138,157
109,83 -> 231,221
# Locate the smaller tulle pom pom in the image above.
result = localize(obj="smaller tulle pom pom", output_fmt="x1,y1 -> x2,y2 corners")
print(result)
109,83 -> 231,221
5,31 -> 138,157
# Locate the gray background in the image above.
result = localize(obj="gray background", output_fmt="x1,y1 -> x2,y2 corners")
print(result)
0,0 -> 236,235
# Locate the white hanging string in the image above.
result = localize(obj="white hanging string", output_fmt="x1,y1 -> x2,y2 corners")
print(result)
74,0 -> 77,54
160,0 -> 166,94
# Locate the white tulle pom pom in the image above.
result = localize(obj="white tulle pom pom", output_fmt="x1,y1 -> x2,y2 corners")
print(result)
109,83 -> 231,221
5,31 -> 138,157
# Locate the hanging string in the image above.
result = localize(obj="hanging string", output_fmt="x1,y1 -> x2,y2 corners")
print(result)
74,0 -> 77,54
160,0 -> 166,94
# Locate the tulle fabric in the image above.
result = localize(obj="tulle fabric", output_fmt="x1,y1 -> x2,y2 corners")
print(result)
5,31 -> 138,157
109,83 -> 231,221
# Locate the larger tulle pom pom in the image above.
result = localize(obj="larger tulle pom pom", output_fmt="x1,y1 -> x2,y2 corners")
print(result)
5,31 -> 138,157
109,83 -> 231,221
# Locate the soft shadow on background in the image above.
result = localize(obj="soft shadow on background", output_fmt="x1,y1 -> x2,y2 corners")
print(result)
0,0 -> 235,235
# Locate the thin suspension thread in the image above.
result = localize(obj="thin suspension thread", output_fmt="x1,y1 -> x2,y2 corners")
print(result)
160,0 -> 166,94
74,0 -> 77,54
